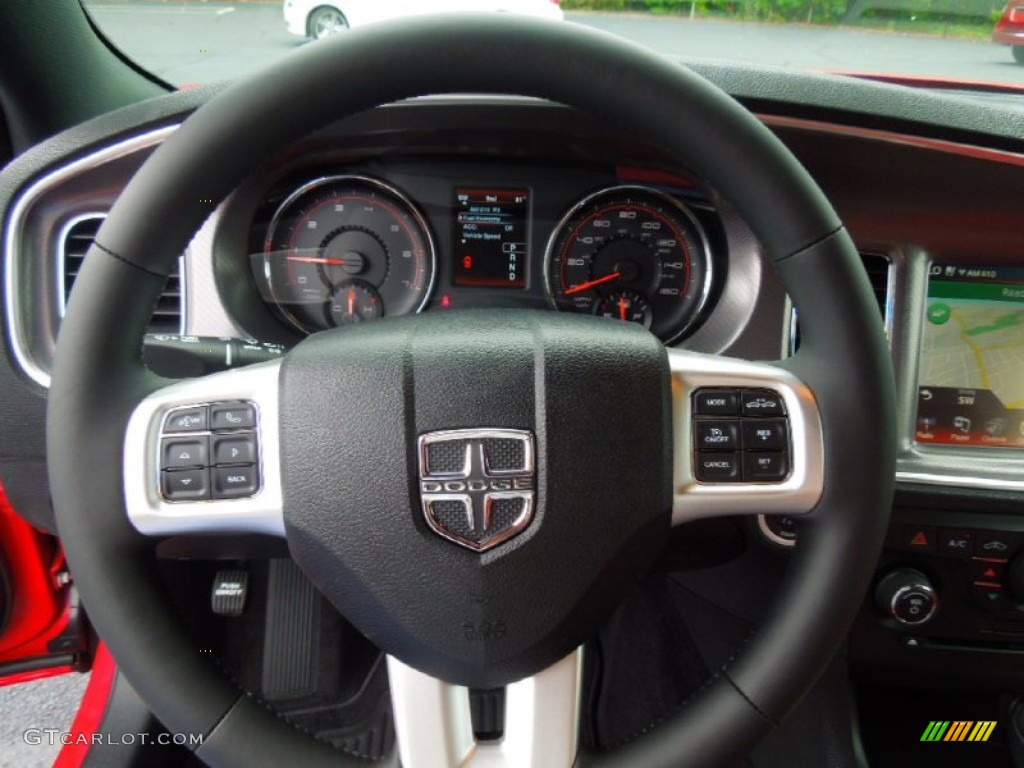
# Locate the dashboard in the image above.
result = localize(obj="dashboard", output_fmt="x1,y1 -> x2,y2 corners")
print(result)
4,76 -> 1024,707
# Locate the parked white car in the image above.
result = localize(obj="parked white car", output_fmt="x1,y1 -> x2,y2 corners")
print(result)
284,0 -> 564,39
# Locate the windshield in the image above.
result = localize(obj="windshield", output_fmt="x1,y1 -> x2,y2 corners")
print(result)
83,0 -> 1024,91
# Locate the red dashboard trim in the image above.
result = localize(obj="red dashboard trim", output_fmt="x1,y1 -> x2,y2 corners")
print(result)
760,114 -> 1024,170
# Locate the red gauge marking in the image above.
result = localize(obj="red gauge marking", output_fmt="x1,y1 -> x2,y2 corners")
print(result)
347,288 -> 356,316
618,295 -> 629,321
564,271 -> 622,296
286,255 -> 350,266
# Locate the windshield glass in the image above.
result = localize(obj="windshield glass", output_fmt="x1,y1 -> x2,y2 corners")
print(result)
82,0 -> 1024,89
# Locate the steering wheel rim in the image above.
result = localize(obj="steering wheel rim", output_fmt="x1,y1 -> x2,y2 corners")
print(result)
47,15 -> 895,768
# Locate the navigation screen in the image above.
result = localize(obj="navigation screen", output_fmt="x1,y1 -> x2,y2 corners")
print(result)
917,264 -> 1024,448
452,188 -> 528,288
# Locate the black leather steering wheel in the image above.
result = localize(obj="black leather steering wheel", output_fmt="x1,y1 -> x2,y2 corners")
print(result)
47,15 -> 895,768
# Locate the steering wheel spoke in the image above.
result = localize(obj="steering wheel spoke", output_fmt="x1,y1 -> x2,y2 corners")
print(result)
122,360 -> 283,537
388,648 -> 583,768
669,348 -> 824,524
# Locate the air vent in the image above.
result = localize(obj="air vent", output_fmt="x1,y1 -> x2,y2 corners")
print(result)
59,214 -> 184,334
789,252 -> 892,354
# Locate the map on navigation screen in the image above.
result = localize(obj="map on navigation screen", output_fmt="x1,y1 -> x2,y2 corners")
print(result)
917,265 -> 1024,448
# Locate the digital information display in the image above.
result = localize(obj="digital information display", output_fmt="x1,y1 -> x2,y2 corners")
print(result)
453,188 -> 528,288
917,264 -> 1024,448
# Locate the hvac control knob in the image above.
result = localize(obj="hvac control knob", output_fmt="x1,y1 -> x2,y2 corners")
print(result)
876,569 -> 938,626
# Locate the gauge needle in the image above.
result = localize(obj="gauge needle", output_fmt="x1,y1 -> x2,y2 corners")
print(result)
564,272 -> 622,296
286,255 -> 349,265
347,288 -> 356,316
618,296 -> 629,321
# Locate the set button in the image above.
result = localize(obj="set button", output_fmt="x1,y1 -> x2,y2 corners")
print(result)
160,402 -> 260,502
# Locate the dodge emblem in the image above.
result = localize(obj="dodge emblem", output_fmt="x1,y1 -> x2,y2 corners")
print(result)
417,429 -> 535,552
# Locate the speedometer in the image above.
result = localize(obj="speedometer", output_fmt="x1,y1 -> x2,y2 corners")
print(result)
256,175 -> 436,334
544,186 -> 713,343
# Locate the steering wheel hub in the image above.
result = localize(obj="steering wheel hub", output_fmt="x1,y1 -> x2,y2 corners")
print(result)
280,311 -> 670,687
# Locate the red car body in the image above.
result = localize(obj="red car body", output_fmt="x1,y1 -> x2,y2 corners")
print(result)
994,2 -> 1024,62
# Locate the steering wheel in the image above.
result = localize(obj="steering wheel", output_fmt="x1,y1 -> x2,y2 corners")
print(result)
47,15 -> 894,768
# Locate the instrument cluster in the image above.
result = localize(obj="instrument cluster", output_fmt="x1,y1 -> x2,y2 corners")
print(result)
248,160 -> 725,344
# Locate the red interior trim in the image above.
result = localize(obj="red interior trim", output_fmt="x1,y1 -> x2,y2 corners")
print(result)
0,478 -> 70,664
54,643 -> 117,768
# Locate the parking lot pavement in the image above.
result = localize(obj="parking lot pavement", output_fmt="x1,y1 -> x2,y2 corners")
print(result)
0,670 -> 90,768
83,3 -> 1024,86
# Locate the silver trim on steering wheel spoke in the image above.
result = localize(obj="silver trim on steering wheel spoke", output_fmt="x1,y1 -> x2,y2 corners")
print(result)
669,349 -> 824,524
123,360 -> 283,536
387,648 -> 583,768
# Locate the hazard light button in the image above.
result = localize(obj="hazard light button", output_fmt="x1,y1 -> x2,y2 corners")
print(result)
901,526 -> 936,552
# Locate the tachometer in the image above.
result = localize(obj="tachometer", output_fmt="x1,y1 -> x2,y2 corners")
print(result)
256,175 -> 435,334
544,186 -> 713,343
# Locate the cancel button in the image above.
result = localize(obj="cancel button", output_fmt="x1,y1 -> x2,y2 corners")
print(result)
695,452 -> 741,482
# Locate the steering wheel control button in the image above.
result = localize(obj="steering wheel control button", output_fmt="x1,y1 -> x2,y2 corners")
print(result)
161,438 -> 208,470
154,400 -> 261,502
162,469 -> 211,501
210,403 -> 256,431
741,419 -> 787,450
693,390 -> 739,416
696,421 -> 739,451
164,406 -> 208,433
743,451 -> 789,482
691,388 -> 791,483
212,435 -> 257,466
212,465 -> 260,499
695,452 -> 741,482
876,569 -> 938,626
740,389 -> 786,417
